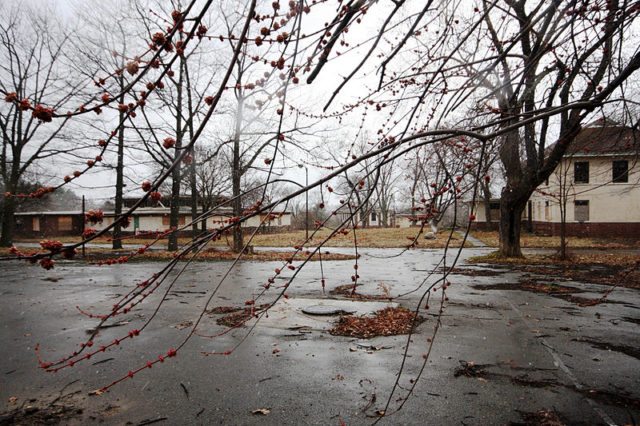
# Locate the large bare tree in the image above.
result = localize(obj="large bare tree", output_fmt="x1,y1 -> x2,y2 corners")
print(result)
472,0 -> 640,256
0,5 -> 87,246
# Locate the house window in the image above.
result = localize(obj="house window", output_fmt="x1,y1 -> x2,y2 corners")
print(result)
487,202 -> 500,222
58,217 -> 72,231
371,212 -> 377,222
33,217 -> 40,232
162,215 -> 186,226
574,200 -> 589,222
574,161 -> 589,183
537,201 -> 542,220
612,160 -> 628,183
544,201 -> 550,221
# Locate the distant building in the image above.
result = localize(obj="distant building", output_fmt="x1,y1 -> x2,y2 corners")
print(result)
470,122 -> 640,237
14,211 -> 84,237
529,122 -> 640,237
335,209 -> 394,228
13,205 -> 291,238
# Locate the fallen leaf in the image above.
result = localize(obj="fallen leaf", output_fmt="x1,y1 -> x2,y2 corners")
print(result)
89,389 -> 104,396
8,396 -> 17,403
477,377 -> 488,383
349,347 -> 358,352
374,409 -> 385,416
252,408 -> 270,415
173,321 -> 193,330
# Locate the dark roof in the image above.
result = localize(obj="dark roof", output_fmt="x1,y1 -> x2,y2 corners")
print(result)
565,123 -> 640,156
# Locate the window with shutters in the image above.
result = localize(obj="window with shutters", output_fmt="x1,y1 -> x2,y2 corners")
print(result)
574,200 -> 589,222
162,215 -> 186,226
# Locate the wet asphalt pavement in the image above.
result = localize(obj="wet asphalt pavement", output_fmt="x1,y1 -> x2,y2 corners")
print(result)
0,247 -> 639,425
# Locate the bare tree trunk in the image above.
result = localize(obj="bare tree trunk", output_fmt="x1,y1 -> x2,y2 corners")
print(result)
559,202 -> 567,259
498,192 -> 525,257
168,163 -> 182,251
168,59 -> 184,252
232,95 -> 244,253
481,181 -> 492,226
190,154 -> 198,239
0,184 -> 16,247
1,159 -> 20,246
558,165 -> 569,260
360,209 -> 367,228
184,57 -> 199,240
112,76 -> 125,250
498,129 -> 526,257
201,203 -> 207,232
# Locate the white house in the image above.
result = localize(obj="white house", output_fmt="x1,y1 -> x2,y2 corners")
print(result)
471,122 -> 640,237
528,122 -> 640,237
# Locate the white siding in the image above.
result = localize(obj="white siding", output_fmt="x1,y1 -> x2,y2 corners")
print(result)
531,155 -> 640,223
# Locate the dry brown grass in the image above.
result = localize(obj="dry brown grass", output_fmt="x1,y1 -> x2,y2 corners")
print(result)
13,227 -> 470,249
125,248 -> 356,262
249,227 -> 470,248
470,230 -> 640,249
0,246 -> 355,262
468,250 -> 640,268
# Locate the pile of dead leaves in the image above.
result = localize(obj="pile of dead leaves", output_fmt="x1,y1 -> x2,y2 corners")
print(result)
329,284 -> 391,300
0,404 -> 83,425
209,304 -> 270,327
329,307 -> 424,338
453,360 -> 488,378
515,408 -> 566,425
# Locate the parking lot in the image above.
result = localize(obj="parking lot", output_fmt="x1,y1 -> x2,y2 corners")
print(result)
1,247 -> 639,425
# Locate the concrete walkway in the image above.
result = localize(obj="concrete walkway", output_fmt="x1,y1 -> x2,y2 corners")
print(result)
461,232 -> 488,247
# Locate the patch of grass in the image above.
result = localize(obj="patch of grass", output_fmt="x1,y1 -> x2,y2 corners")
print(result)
467,250 -> 640,268
250,227 -> 471,248
0,246 -> 355,263
13,227 -> 471,249
466,250 -> 528,264
544,283 -> 560,292
470,230 -> 640,249
128,248 -> 356,262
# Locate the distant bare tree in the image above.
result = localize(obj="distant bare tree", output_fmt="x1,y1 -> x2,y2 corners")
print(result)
0,4 -> 87,246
